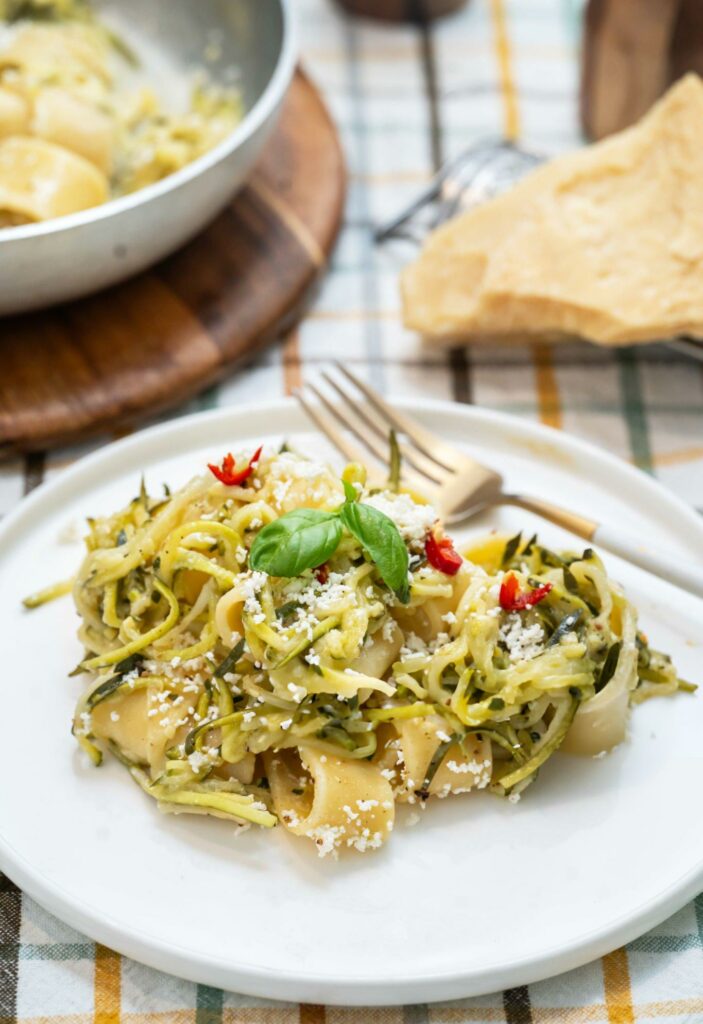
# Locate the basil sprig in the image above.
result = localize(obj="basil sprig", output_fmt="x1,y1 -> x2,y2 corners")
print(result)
249,486 -> 410,602
249,509 -> 342,579
339,500 -> 409,602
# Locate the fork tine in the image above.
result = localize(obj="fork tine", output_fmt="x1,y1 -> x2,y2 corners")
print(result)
304,381 -> 437,496
669,337 -> 703,362
321,370 -> 448,485
373,174 -> 443,243
335,364 -> 462,472
293,388 -> 375,473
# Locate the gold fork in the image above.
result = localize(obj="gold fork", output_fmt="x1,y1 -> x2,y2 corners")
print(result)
294,365 -> 703,598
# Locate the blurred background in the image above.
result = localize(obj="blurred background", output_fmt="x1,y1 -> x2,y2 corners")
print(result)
2,0 -> 702,515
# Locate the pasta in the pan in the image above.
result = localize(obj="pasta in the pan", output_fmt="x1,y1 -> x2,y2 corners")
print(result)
25,444 -> 694,857
0,0 -> 241,226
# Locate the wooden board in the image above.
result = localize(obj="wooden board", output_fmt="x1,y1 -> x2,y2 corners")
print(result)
0,69 -> 345,457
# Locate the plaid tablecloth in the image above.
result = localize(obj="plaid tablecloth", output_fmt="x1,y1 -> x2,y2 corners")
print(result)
2,0 -> 702,1020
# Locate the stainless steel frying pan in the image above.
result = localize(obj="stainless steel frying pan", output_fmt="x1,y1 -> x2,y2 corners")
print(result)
0,0 -> 295,314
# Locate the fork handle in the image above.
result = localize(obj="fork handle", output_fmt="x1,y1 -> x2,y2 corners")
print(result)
590,523 -> 703,598
506,494 -> 703,599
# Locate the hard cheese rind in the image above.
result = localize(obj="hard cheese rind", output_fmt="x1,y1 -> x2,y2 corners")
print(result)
402,74 -> 703,346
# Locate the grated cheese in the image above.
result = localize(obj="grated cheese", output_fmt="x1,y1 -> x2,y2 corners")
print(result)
363,491 -> 437,547
499,613 -> 545,664
382,617 -> 396,642
307,823 -> 346,858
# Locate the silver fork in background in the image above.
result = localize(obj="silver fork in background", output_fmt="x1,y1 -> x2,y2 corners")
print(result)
374,138 -> 541,243
294,365 -> 703,598
375,137 -> 703,362
668,337 -> 703,363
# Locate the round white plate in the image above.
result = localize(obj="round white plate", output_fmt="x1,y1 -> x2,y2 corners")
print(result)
1,400 -> 701,1005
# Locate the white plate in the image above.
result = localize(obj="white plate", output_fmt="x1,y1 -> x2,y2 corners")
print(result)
0,399 -> 701,1005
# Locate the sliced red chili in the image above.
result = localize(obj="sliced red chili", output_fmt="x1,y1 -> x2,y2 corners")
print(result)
208,445 -> 263,486
425,529 -> 463,576
499,573 -> 552,612
314,563 -> 329,584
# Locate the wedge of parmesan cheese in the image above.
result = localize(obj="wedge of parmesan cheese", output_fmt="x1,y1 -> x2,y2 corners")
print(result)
402,73 -> 703,347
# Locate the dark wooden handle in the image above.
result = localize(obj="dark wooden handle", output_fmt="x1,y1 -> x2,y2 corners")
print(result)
581,0 -> 703,139
334,0 -> 468,22
670,0 -> 703,82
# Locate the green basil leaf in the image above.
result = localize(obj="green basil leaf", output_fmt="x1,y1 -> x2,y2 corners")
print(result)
339,501 -> 409,602
249,509 -> 342,577
342,479 -> 358,503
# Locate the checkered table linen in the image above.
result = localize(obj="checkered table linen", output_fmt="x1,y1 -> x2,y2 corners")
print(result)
1,0 -> 702,1020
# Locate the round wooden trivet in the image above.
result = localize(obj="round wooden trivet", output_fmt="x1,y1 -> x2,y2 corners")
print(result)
0,68 -> 346,457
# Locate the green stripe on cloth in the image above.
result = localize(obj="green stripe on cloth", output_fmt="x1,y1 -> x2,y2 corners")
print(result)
629,934 -> 701,954
197,385 -> 220,412
617,350 -> 653,473
196,984 -> 223,1024
696,891 -> 703,946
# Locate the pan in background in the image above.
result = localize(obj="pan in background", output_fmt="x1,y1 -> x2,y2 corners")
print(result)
0,0 -> 295,315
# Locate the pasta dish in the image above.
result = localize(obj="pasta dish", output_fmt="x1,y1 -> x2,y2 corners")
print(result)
26,444 -> 693,857
0,0 -> 241,226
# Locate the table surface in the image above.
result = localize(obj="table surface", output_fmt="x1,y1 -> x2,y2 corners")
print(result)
2,0 -> 702,1021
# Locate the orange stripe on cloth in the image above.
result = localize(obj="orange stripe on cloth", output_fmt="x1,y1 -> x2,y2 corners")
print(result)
602,947 -> 635,1024
529,1010 -> 606,1024
532,343 -> 563,429
282,329 -> 303,395
489,0 -> 521,140
652,444 -> 703,467
327,1012 -> 404,1024
94,944 -> 121,1024
432,1008 -> 507,1022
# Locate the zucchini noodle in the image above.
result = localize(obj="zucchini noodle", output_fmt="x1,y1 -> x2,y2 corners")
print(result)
35,445 -> 693,857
